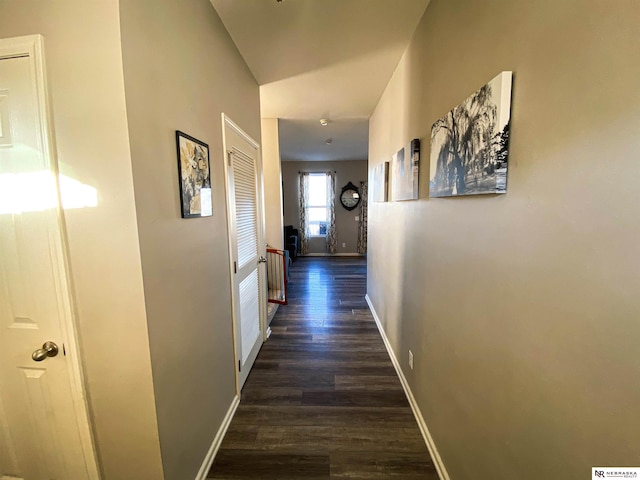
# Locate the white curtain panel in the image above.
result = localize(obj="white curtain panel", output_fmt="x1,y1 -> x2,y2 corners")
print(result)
357,181 -> 368,254
298,172 -> 310,254
326,171 -> 337,254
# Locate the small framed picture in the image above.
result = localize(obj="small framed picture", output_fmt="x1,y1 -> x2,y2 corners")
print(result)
176,130 -> 212,218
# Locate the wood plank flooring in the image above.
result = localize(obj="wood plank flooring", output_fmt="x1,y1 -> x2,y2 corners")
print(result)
208,257 -> 438,479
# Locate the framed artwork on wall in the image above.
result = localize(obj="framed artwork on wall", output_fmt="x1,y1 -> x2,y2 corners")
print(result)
429,71 -> 513,198
391,138 -> 420,201
176,130 -> 213,218
373,161 -> 389,202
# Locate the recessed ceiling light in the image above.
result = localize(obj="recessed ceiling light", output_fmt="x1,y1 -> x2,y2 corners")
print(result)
320,118 -> 329,126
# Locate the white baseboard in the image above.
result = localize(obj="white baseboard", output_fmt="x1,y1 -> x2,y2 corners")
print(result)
364,294 -> 451,480
195,394 -> 240,480
299,253 -> 364,257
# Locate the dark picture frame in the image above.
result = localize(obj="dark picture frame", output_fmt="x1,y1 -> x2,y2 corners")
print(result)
176,130 -> 212,218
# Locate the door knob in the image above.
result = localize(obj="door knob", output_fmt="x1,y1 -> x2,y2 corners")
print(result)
258,256 -> 267,264
32,341 -> 59,362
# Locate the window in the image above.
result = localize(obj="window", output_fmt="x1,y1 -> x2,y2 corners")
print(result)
307,173 -> 328,236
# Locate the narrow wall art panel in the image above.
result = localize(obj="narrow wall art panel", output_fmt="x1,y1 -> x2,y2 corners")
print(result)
373,161 -> 389,202
429,71 -> 512,197
391,138 -> 420,201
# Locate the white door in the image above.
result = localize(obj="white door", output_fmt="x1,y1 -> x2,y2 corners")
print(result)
0,36 -> 99,480
223,115 -> 266,390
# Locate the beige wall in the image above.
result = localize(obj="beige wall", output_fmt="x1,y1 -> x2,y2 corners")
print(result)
368,0 -> 640,479
261,118 -> 284,250
0,1 -> 164,479
119,0 -> 261,478
282,160 -> 367,254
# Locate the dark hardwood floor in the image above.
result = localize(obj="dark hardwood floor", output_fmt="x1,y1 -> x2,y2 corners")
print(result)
208,256 -> 438,479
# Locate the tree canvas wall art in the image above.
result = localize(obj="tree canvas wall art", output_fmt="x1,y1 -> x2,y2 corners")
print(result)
391,138 -> 420,201
429,71 -> 512,198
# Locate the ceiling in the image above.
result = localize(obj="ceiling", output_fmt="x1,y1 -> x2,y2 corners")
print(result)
211,0 -> 430,161
278,118 -> 369,162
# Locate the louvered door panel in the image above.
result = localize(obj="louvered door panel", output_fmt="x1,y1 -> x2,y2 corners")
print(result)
238,269 -> 260,364
232,147 -> 258,270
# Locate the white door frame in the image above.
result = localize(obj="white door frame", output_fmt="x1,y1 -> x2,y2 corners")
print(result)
0,34 -> 100,478
221,113 -> 268,394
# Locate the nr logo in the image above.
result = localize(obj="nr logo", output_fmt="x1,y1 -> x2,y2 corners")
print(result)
594,471 -> 606,478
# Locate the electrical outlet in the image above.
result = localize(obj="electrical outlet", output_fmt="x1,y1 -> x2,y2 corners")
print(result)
342,242 -> 346,248
355,216 -> 359,221
409,350 -> 414,370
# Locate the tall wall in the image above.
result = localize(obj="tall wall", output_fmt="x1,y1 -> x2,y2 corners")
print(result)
0,1 -> 164,479
261,118 -> 284,250
368,0 -> 640,479
282,160 -> 367,254
119,0 -> 261,478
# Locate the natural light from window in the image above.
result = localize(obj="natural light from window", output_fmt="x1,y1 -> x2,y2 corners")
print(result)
0,171 -> 98,215
307,173 -> 328,236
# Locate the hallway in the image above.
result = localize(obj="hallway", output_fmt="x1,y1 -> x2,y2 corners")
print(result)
208,257 -> 437,479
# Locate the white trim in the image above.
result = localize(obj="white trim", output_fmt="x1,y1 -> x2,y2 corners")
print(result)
223,115 -> 259,149
221,115 -> 240,395
0,35 -> 100,479
300,253 -> 364,257
194,395 -> 240,480
365,294 -> 451,480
